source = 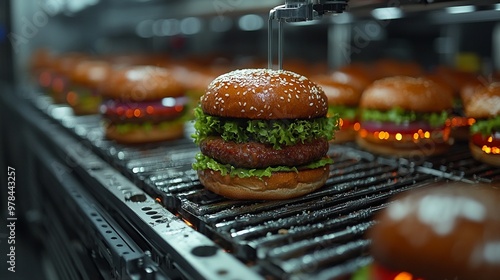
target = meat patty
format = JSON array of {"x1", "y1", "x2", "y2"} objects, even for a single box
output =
[{"x1": 200, "y1": 136, "x2": 329, "y2": 169}]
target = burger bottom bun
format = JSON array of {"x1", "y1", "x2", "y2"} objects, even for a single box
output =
[
  {"x1": 355, "y1": 134, "x2": 451, "y2": 158},
  {"x1": 105, "y1": 122, "x2": 184, "y2": 144},
  {"x1": 331, "y1": 128, "x2": 356, "y2": 144},
  {"x1": 197, "y1": 166, "x2": 330, "y2": 200},
  {"x1": 469, "y1": 142, "x2": 500, "y2": 167}
]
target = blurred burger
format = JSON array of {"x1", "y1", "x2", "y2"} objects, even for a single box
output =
[
  {"x1": 330, "y1": 63, "x2": 375, "y2": 93},
  {"x1": 29, "y1": 48, "x2": 54, "y2": 90},
  {"x1": 192, "y1": 68, "x2": 338, "y2": 200},
  {"x1": 100, "y1": 65, "x2": 187, "y2": 144},
  {"x1": 313, "y1": 75, "x2": 362, "y2": 143},
  {"x1": 50, "y1": 52, "x2": 87, "y2": 103},
  {"x1": 464, "y1": 82, "x2": 500, "y2": 166},
  {"x1": 431, "y1": 66, "x2": 482, "y2": 141},
  {"x1": 362, "y1": 182, "x2": 500, "y2": 280},
  {"x1": 67, "y1": 59, "x2": 113, "y2": 115},
  {"x1": 356, "y1": 76, "x2": 452, "y2": 157}
]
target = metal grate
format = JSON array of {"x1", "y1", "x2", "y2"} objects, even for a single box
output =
[{"x1": 31, "y1": 94, "x2": 499, "y2": 279}]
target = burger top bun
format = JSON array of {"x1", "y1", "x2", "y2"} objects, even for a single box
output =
[
  {"x1": 360, "y1": 76, "x2": 453, "y2": 112},
  {"x1": 464, "y1": 82, "x2": 500, "y2": 119},
  {"x1": 52, "y1": 52, "x2": 87, "y2": 77},
  {"x1": 101, "y1": 65, "x2": 185, "y2": 101},
  {"x1": 313, "y1": 76, "x2": 362, "y2": 107},
  {"x1": 368, "y1": 182, "x2": 500, "y2": 280},
  {"x1": 71, "y1": 60, "x2": 113, "y2": 89},
  {"x1": 330, "y1": 63, "x2": 374, "y2": 92},
  {"x1": 201, "y1": 68, "x2": 328, "y2": 120}
]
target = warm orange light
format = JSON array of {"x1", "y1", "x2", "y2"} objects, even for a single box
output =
[
  {"x1": 487, "y1": 136, "x2": 493, "y2": 143},
  {"x1": 360, "y1": 129, "x2": 368, "y2": 138},
  {"x1": 155, "y1": 197, "x2": 162, "y2": 203},
  {"x1": 338, "y1": 118, "x2": 344, "y2": 128},
  {"x1": 353, "y1": 122, "x2": 361, "y2": 131},
  {"x1": 395, "y1": 133, "x2": 402, "y2": 141},
  {"x1": 424, "y1": 131, "x2": 430, "y2": 139},
  {"x1": 468, "y1": 118, "x2": 476, "y2": 126},
  {"x1": 175, "y1": 104, "x2": 183, "y2": 112},
  {"x1": 66, "y1": 91, "x2": 78, "y2": 106},
  {"x1": 38, "y1": 71, "x2": 52, "y2": 87},
  {"x1": 182, "y1": 218, "x2": 194, "y2": 227},
  {"x1": 133, "y1": 109, "x2": 141, "y2": 117},
  {"x1": 146, "y1": 106, "x2": 154, "y2": 114},
  {"x1": 116, "y1": 107, "x2": 125, "y2": 115},
  {"x1": 413, "y1": 133, "x2": 419, "y2": 140},
  {"x1": 394, "y1": 272, "x2": 413, "y2": 280},
  {"x1": 126, "y1": 109, "x2": 134, "y2": 118},
  {"x1": 482, "y1": 145, "x2": 500, "y2": 154}
]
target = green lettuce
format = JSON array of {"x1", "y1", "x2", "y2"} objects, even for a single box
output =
[
  {"x1": 191, "y1": 106, "x2": 338, "y2": 149},
  {"x1": 361, "y1": 107, "x2": 449, "y2": 127},
  {"x1": 192, "y1": 153, "x2": 333, "y2": 178},
  {"x1": 328, "y1": 105, "x2": 358, "y2": 120},
  {"x1": 470, "y1": 116, "x2": 500, "y2": 136},
  {"x1": 113, "y1": 120, "x2": 182, "y2": 134}
]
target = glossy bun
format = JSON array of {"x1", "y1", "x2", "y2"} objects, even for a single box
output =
[
  {"x1": 101, "y1": 65, "x2": 185, "y2": 101},
  {"x1": 71, "y1": 60, "x2": 113, "y2": 89},
  {"x1": 360, "y1": 76, "x2": 453, "y2": 112},
  {"x1": 368, "y1": 183, "x2": 500, "y2": 280},
  {"x1": 200, "y1": 68, "x2": 328, "y2": 119},
  {"x1": 464, "y1": 82, "x2": 500, "y2": 119},
  {"x1": 197, "y1": 166, "x2": 329, "y2": 200}
]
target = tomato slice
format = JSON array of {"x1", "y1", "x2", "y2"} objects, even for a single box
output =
[
  {"x1": 361, "y1": 121, "x2": 442, "y2": 135},
  {"x1": 101, "y1": 97, "x2": 187, "y2": 120},
  {"x1": 471, "y1": 132, "x2": 500, "y2": 154}
]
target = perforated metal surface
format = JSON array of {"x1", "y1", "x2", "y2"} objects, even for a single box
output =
[{"x1": 30, "y1": 92, "x2": 499, "y2": 279}]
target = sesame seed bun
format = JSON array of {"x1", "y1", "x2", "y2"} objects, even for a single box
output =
[
  {"x1": 368, "y1": 183, "x2": 500, "y2": 280},
  {"x1": 200, "y1": 68, "x2": 328, "y2": 119},
  {"x1": 101, "y1": 65, "x2": 185, "y2": 101},
  {"x1": 360, "y1": 76, "x2": 453, "y2": 113},
  {"x1": 464, "y1": 82, "x2": 500, "y2": 119}
]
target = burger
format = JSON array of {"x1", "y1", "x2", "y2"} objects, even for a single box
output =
[
  {"x1": 313, "y1": 76, "x2": 362, "y2": 143},
  {"x1": 356, "y1": 76, "x2": 453, "y2": 157},
  {"x1": 67, "y1": 59, "x2": 113, "y2": 115},
  {"x1": 50, "y1": 52, "x2": 87, "y2": 103},
  {"x1": 358, "y1": 182, "x2": 500, "y2": 280},
  {"x1": 29, "y1": 48, "x2": 54, "y2": 90},
  {"x1": 191, "y1": 68, "x2": 338, "y2": 200},
  {"x1": 330, "y1": 63, "x2": 374, "y2": 93},
  {"x1": 464, "y1": 82, "x2": 500, "y2": 166},
  {"x1": 100, "y1": 65, "x2": 187, "y2": 144}
]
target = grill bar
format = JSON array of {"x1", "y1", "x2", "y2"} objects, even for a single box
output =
[{"x1": 28, "y1": 93, "x2": 500, "y2": 280}]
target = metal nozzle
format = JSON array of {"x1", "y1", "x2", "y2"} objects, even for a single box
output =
[{"x1": 268, "y1": 0, "x2": 349, "y2": 69}]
